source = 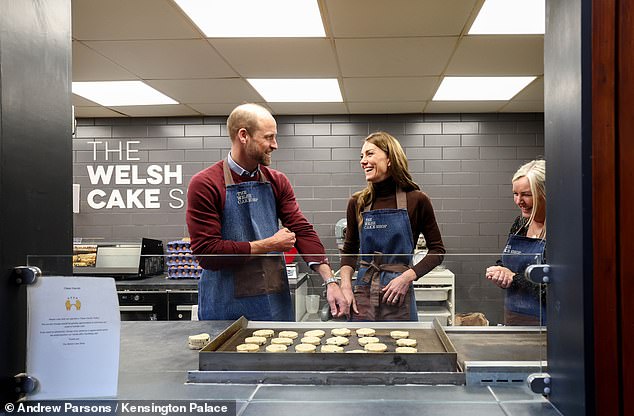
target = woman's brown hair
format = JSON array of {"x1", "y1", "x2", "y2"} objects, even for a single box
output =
[{"x1": 352, "y1": 132, "x2": 419, "y2": 225}]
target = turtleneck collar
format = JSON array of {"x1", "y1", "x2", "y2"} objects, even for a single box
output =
[{"x1": 373, "y1": 176, "x2": 397, "y2": 197}]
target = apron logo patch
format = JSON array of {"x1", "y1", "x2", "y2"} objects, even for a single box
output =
[
  {"x1": 236, "y1": 190, "x2": 258, "y2": 204},
  {"x1": 503, "y1": 244, "x2": 522, "y2": 255},
  {"x1": 363, "y1": 217, "x2": 388, "y2": 230}
]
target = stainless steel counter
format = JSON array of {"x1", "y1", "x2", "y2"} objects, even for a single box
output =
[{"x1": 118, "y1": 321, "x2": 560, "y2": 415}]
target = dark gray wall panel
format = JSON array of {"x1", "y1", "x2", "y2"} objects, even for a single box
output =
[
  {"x1": 0, "y1": 0, "x2": 73, "y2": 402},
  {"x1": 544, "y1": 0, "x2": 593, "y2": 414}
]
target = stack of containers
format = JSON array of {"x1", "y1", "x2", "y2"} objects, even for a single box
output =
[{"x1": 166, "y1": 239, "x2": 203, "y2": 279}]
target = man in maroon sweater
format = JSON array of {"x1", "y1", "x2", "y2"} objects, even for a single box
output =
[{"x1": 186, "y1": 103, "x2": 348, "y2": 321}]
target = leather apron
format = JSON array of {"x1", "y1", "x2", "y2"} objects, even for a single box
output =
[
  {"x1": 352, "y1": 190, "x2": 417, "y2": 321},
  {"x1": 502, "y1": 234, "x2": 546, "y2": 325},
  {"x1": 197, "y1": 162, "x2": 292, "y2": 321}
]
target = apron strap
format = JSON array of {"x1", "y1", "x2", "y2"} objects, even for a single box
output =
[
  {"x1": 222, "y1": 158, "x2": 267, "y2": 186},
  {"x1": 222, "y1": 160, "x2": 234, "y2": 186},
  {"x1": 362, "y1": 188, "x2": 407, "y2": 213},
  {"x1": 395, "y1": 189, "x2": 407, "y2": 210}
]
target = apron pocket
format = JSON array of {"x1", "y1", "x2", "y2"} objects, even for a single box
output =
[
  {"x1": 233, "y1": 256, "x2": 286, "y2": 298},
  {"x1": 352, "y1": 285, "x2": 374, "y2": 321},
  {"x1": 377, "y1": 286, "x2": 412, "y2": 321}
]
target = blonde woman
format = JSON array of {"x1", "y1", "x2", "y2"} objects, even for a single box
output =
[
  {"x1": 339, "y1": 132, "x2": 445, "y2": 321},
  {"x1": 486, "y1": 159, "x2": 547, "y2": 325}
]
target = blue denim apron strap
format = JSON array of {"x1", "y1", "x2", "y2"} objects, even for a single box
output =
[
  {"x1": 362, "y1": 188, "x2": 407, "y2": 213},
  {"x1": 197, "y1": 162, "x2": 292, "y2": 321},
  {"x1": 502, "y1": 233, "x2": 546, "y2": 324}
]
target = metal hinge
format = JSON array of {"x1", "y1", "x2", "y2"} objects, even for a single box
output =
[
  {"x1": 525, "y1": 264, "x2": 551, "y2": 285},
  {"x1": 10, "y1": 266, "x2": 41, "y2": 285},
  {"x1": 527, "y1": 372, "x2": 551, "y2": 395},
  {"x1": 13, "y1": 373, "x2": 38, "y2": 395}
]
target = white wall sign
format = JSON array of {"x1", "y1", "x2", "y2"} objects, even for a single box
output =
[{"x1": 85, "y1": 140, "x2": 185, "y2": 209}]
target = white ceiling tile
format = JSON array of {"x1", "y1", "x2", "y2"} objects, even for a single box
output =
[
  {"x1": 513, "y1": 77, "x2": 544, "y2": 101},
  {"x1": 343, "y1": 77, "x2": 439, "y2": 102},
  {"x1": 210, "y1": 39, "x2": 339, "y2": 77},
  {"x1": 325, "y1": 0, "x2": 478, "y2": 37},
  {"x1": 73, "y1": 42, "x2": 137, "y2": 81},
  {"x1": 267, "y1": 102, "x2": 348, "y2": 115},
  {"x1": 336, "y1": 38, "x2": 458, "y2": 77},
  {"x1": 425, "y1": 101, "x2": 506, "y2": 113},
  {"x1": 74, "y1": 106, "x2": 127, "y2": 118},
  {"x1": 109, "y1": 104, "x2": 202, "y2": 117},
  {"x1": 502, "y1": 100, "x2": 544, "y2": 112},
  {"x1": 189, "y1": 103, "x2": 270, "y2": 116},
  {"x1": 72, "y1": 0, "x2": 199, "y2": 40},
  {"x1": 348, "y1": 102, "x2": 425, "y2": 114},
  {"x1": 84, "y1": 40, "x2": 238, "y2": 79},
  {"x1": 446, "y1": 36, "x2": 544, "y2": 75},
  {"x1": 72, "y1": 93, "x2": 98, "y2": 106},
  {"x1": 146, "y1": 79, "x2": 261, "y2": 104}
]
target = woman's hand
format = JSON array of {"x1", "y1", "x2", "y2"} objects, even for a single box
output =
[
  {"x1": 381, "y1": 270, "x2": 416, "y2": 306},
  {"x1": 486, "y1": 266, "x2": 515, "y2": 289}
]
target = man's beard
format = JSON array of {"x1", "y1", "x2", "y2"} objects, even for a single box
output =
[{"x1": 247, "y1": 142, "x2": 272, "y2": 166}]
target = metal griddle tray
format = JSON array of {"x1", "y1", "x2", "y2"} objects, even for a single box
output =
[{"x1": 198, "y1": 317, "x2": 459, "y2": 373}]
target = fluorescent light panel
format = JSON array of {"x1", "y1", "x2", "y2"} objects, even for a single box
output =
[
  {"x1": 469, "y1": 0, "x2": 545, "y2": 35},
  {"x1": 72, "y1": 81, "x2": 178, "y2": 106},
  {"x1": 248, "y1": 79, "x2": 342, "y2": 102},
  {"x1": 174, "y1": 0, "x2": 325, "y2": 37},
  {"x1": 433, "y1": 77, "x2": 537, "y2": 101}
]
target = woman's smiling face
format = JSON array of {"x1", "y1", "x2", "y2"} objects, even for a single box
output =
[
  {"x1": 512, "y1": 176, "x2": 534, "y2": 218},
  {"x1": 360, "y1": 141, "x2": 391, "y2": 183}
]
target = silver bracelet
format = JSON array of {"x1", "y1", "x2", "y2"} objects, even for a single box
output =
[{"x1": 323, "y1": 277, "x2": 338, "y2": 286}]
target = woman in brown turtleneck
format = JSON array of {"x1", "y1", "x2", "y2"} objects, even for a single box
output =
[{"x1": 339, "y1": 132, "x2": 445, "y2": 321}]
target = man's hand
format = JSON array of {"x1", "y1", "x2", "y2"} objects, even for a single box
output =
[
  {"x1": 339, "y1": 284, "x2": 358, "y2": 315},
  {"x1": 326, "y1": 283, "x2": 351, "y2": 319},
  {"x1": 313, "y1": 263, "x2": 350, "y2": 318},
  {"x1": 250, "y1": 227, "x2": 296, "y2": 253}
]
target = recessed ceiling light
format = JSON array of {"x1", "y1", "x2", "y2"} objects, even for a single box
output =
[
  {"x1": 72, "y1": 81, "x2": 178, "y2": 106},
  {"x1": 173, "y1": 0, "x2": 325, "y2": 37},
  {"x1": 247, "y1": 79, "x2": 343, "y2": 102},
  {"x1": 469, "y1": 0, "x2": 545, "y2": 35},
  {"x1": 432, "y1": 77, "x2": 537, "y2": 101}
]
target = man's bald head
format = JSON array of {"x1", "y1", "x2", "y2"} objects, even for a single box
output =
[{"x1": 227, "y1": 103, "x2": 274, "y2": 142}]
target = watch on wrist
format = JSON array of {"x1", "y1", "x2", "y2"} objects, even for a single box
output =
[{"x1": 323, "y1": 277, "x2": 338, "y2": 286}]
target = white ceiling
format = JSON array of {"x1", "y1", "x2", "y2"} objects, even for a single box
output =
[{"x1": 71, "y1": 0, "x2": 544, "y2": 117}]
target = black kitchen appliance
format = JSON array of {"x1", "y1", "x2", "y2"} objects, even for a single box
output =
[{"x1": 73, "y1": 237, "x2": 164, "y2": 280}]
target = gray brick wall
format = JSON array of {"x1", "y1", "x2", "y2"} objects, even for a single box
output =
[{"x1": 74, "y1": 112, "x2": 545, "y2": 324}]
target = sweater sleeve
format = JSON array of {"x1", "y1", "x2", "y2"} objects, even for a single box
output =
[{"x1": 410, "y1": 192, "x2": 445, "y2": 278}]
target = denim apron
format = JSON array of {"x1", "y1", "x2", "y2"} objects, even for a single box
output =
[
  {"x1": 197, "y1": 162, "x2": 292, "y2": 321},
  {"x1": 352, "y1": 190, "x2": 417, "y2": 321},
  {"x1": 502, "y1": 234, "x2": 546, "y2": 325}
]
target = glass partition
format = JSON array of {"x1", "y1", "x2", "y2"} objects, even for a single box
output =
[{"x1": 27, "y1": 250, "x2": 547, "y2": 372}]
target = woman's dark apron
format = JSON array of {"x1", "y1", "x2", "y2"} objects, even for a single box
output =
[
  {"x1": 197, "y1": 162, "x2": 292, "y2": 321},
  {"x1": 502, "y1": 234, "x2": 547, "y2": 325},
  {"x1": 352, "y1": 190, "x2": 417, "y2": 321}
]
